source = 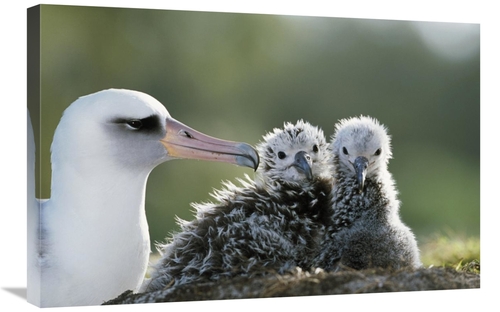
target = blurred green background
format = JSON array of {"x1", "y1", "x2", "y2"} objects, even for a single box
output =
[{"x1": 32, "y1": 5, "x2": 479, "y2": 252}]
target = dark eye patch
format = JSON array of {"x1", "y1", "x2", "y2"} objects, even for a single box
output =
[
  {"x1": 112, "y1": 115, "x2": 162, "y2": 134},
  {"x1": 278, "y1": 151, "x2": 287, "y2": 159},
  {"x1": 313, "y1": 144, "x2": 319, "y2": 153},
  {"x1": 342, "y1": 147, "x2": 348, "y2": 155}
]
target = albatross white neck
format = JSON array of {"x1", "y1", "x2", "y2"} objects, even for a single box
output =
[{"x1": 40, "y1": 156, "x2": 153, "y2": 307}]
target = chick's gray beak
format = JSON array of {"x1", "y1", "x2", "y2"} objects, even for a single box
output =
[
  {"x1": 354, "y1": 156, "x2": 369, "y2": 194},
  {"x1": 292, "y1": 151, "x2": 313, "y2": 181}
]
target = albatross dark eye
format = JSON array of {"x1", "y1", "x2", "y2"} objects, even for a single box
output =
[
  {"x1": 127, "y1": 120, "x2": 143, "y2": 130},
  {"x1": 312, "y1": 145, "x2": 319, "y2": 153},
  {"x1": 374, "y1": 148, "x2": 382, "y2": 156},
  {"x1": 342, "y1": 147, "x2": 348, "y2": 155},
  {"x1": 278, "y1": 151, "x2": 287, "y2": 159}
]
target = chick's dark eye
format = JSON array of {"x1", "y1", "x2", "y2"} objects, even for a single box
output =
[
  {"x1": 312, "y1": 145, "x2": 319, "y2": 153},
  {"x1": 127, "y1": 120, "x2": 143, "y2": 129},
  {"x1": 342, "y1": 147, "x2": 348, "y2": 155},
  {"x1": 374, "y1": 148, "x2": 382, "y2": 156},
  {"x1": 278, "y1": 151, "x2": 287, "y2": 159}
]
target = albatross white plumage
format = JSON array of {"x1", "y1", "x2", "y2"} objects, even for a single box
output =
[{"x1": 27, "y1": 89, "x2": 259, "y2": 307}]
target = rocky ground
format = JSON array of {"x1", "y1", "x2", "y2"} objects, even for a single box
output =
[{"x1": 103, "y1": 265, "x2": 480, "y2": 305}]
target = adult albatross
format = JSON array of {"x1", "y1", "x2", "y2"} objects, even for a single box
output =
[{"x1": 27, "y1": 89, "x2": 259, "y2": 307}]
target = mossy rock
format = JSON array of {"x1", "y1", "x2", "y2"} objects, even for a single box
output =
[{"x1": 104, "y1": 266, "x2": 479, "y2": 305}]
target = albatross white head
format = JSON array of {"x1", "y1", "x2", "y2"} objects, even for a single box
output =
[
  {"x1": 50, "y1": 89, "x2": 258, "y2": 177},
  {"x1": 331, "y1": 115, "x2": 392, "y2": 194},
  {"x1": 32, "y1": 89, "x2": 258, "y2": 307}
]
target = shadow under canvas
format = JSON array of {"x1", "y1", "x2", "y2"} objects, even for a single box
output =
[{"x1": 2, "y1": 287, "x2": 27, "y2": 300}]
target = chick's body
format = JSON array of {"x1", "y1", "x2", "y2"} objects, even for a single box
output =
[
  {"x1": 144, "y1": 120, "x2": 333, "y2": 291},
  {"x1": 314, "y1": 116, "x2": 421, "y2": 271}
]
